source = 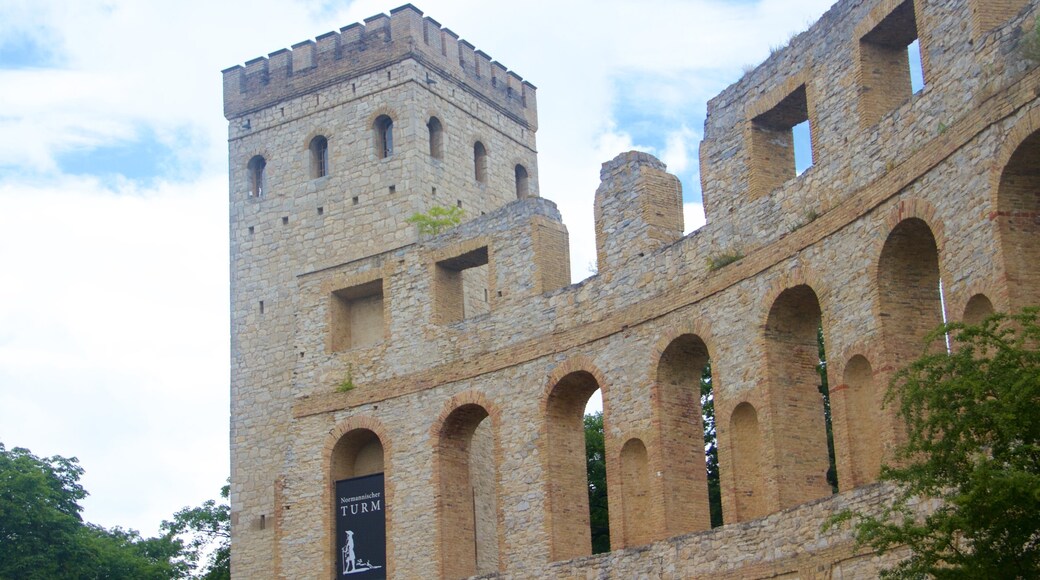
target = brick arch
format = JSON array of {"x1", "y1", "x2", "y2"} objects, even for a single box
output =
[
  {"x1": 874, "y1": 206, "x2": 946, "y2": 362},
  {"x1": 727, "y1": 400, "x2": 769, "y2": 522},
  {"x1": 991, "y1": 109, "x2": 1040, "y2": 309},
  {"x1": 321, "y1": 415, "x2": 394, "y2": 580},
  {"x1": 828, "y1": 348, "x2": 886, "y2": 491},
  {"x1": 542, "y1": 355, "x2": 609, "y2": 405},
  {"x1": 876, "y1": 198, "x2": 946, "y2": 257},
  {"x1": 948, "y1": 283, "x2": 1001, "y2": 324},
  {"x1": 762, "y1": 280, "x2": 835, "y2": 507},
  {"x1": 758, "y1": 265, "x2": 831, "y2": 330},
  {"x1": 617, "y1": 437, "x2": 653, "y2": 548},
  {"x1": 301, "y1": 127, "x2": 332, "y2": 151},
  {"x1": 646, "y1": 322, "x2": 716, "y2": 537},
  {"x1": 365, "y1": 105, "x2": 400, "y2": 129},
  {"x1": 430, "y1": 391, "x2": 503, "y2": 577},
  {"x1": 541, "y1": 355, "x2": 610, "y2": 561},
  {"x1": 990, "y1": 104, "x2": 1040, "y2": 199}
]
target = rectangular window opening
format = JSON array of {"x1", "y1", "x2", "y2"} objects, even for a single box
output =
[
  {"x1": 352, "y1": 196, "x2": 359, "y2": 206},
  {"x1": 282, "y1": 216, "x2": 289, "y2": 225},
  {"x1": 908, "y1": 38, "x2": 924, "y2": 94},
  {"x1": 435, "y1": 246, "x2": 491, "y2": 324},
  {"x1": 317, "y1": 206, "x2": 324, "y2": 216},
  {"x1": 793, "y1": 120, "x2": 813, "y2": 176},
  {"x1": 329, "y1": 279, "x2": 385, "y2": 352},
  {"x1": 858, "y1": 0, "x2": 922, "y2": 126},
  {"x1": 748, "y1": 84, "x2": 812, "y2": 198}
]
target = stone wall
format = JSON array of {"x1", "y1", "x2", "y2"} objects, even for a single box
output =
[{"x1": 226, "y1": 0, "x2": 1040, "y2": 577}]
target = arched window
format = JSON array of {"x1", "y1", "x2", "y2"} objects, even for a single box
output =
[
  {"x1": 619, "y1": 438, "x2": 652, "y2": 547},
  {"x1": 473, "y1": 141, "x2": 487, "y2": 184},
  {"x1": 309, "y1": 136, "x2": 329, "y2": 178},
  {"x1": 764, "y1": 284, "x2": 836, "y2": 507},
  {"x1": 515, "y1": 164, "x2": 529, "y2": 199},
  {"x1": 963, "y1": 294, "x2": 995, "y2": 325},
  {"x1": 730, "y1": 403, "x2": 766, "y2": 521},
  {"x1": 436, "y1": 403, "x2": 500, "y2": 577},
  {"x1": 330, "y1": 428, "x2": 386, "y2": 578},
  {"x1": 374, "y1": 115, "x2": 394, "y2": 159},
  {"x1": 545, "y1": 371, "x2": 606, "y2": 560},
  {"x1": 655, "y1": 334, "x2": 717, "y2": 531},
  {"x1": 840, "y1": 355, "x2": 882, "y2": 488},
  {"x1": 247, "y1": 155, "x2": 266, "y2": 197},
  {"x1": 997, "y1": 130, "x2": 1040, "y2": 308},
  {"x1": 427, "y1": 117, "x2": 443, "y2": 160}
]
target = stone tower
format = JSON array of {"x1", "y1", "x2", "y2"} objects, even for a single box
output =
[
  {"x1": 222, "y1": 5, "x2": 540, "y2": 576},
  {"x1": 224, "y1": 0, "x2": 1039, "y2": 577}
]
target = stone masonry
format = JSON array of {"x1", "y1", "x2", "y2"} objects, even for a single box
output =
[{"x1": 224, "y1": 0, "x2": 1040, "y2": 577}]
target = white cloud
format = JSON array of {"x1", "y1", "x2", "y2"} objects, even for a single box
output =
[
  {"x1": 684, "y1": 202, "x2": 707, "y2": 234},
  {"x1": 662, "y1": 125, "x2": 699, "y2": 175},
  {"x1": 0, "y1": 0, "x2": 835, "y2": 535}
]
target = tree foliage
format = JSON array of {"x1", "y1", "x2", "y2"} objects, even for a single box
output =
[
  {"x1": 0, "y1": 442, "x2": 184, "y2": 580},
  {"x1": 830, "y1": 309, "x2": 1040, "y2": 578},
  {"x1": 161, "y1": 481, "x2": 231, "y2": 580},
  {"x1": 584, "y1": 411, "x2": 610, "y2": 554},
  {"x1": 406, "y1": 205, "x2": 464, "y2": 236},
  {"x1": 701, "y1": 360, "x2": 723, "y2": 528}
]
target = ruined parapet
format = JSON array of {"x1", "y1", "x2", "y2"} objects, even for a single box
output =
[
  {"x1": 221, "y1": 4, "x2": 537, "y2": 129},
  {"x1": 594, "y1": 151, "x2": 683, "y2": 274}
]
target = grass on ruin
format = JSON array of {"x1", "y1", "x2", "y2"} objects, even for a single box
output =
[{"x1": 707, "y1": 250, "x2": 745, "y2": 271}]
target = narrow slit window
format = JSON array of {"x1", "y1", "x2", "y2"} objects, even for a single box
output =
[
  {"x1": 474, "y1": 141, "x2": 488, "y2": 184},
  {"x1": 309, "y1": 135, "x2": 329, "y2": 178},
  {"x1": 247, "y1": 155, "x2": 266, "y2": 197},
  {"x1": 428, "y1": 117, "x2": 444, "y2": 159},
  {"x1": 374, "y1": 115, "x2": 394, "y2": 159},
  {"x1": 515, "y1": 164, "x2": 529, "y2": 198}
]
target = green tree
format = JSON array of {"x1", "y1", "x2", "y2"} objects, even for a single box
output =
[
  {"x1": 161, "y1": 481, "x2": 231, "y2": 580},
  {"x1": 0, "y1": 442, "x2": 184, "y2": 580},
  {"x1": 701, "y1": 360, "x2": 723, "y2": 528},
  {"x1": 818, "y1": 324, "x2": 839, "y2": 493},
  {"x1": 406, "y1": 205, "x2": 464, "y2": 236},
  {"x1": 584, "y1": 411, "x2": 610, "y2": 554},
  {"x1": 829, "y1": 309, "x2": 1040, "y2": 578}
]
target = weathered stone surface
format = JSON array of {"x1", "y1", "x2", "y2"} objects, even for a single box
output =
[{"x1": 226, "y1": 0, "x2": 1040, "y2": 577}]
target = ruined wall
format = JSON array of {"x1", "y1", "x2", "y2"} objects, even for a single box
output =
[{"x1": 227, "y1": 0, "x2": 1040, "y2": 578}]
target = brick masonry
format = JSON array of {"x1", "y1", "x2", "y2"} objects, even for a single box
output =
[{"x1": 224, "y1": 0, "x2": 1040, "y2": 577}]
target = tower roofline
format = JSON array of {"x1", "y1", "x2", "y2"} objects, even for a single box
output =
[{"x1": 221, "y1": 3, "x2": 537, "y2": 127}]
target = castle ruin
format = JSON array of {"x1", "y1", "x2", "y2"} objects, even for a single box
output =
[{"x1": 223, "y1": 0, "x2": 1040, "y2": 576}]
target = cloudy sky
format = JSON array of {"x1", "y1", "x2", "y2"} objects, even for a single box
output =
[{"x1": 0, "y1": 0, "x2": 834, "y2": 536}]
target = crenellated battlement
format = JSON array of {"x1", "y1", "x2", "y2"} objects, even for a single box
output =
[{"x1": 221, "y1": 4, "x2": 537, "y2": 127}]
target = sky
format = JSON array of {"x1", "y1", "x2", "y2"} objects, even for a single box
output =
[{"x1": 0, "y1": 0, "x2": 835, "y2": 536}]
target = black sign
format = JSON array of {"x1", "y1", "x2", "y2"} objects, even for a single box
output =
[{"x1": 335, "y1": 473, "x2": 386, "y2": 579}]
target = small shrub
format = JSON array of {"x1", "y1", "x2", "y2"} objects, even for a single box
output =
[
  {"x1": 707, "y1": 250, "x2": 744, "y2": 271},
  {"x1": 336, "y1": 365, "x2": 356, "y2": 393},
  {"x1": 406, "y1": 205, "x2": 464, "y2": 236},
  {"x1": 1021, "y1": 18, "x2": 1040, "y2": 63}
]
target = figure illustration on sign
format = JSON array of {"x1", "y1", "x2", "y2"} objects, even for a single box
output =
[
  {"x1": 342, "y1": 530, "x2": 356, "y2": 573},
  {"x1": 342, "y1": 530, "x2": 383, "y2": 575}
]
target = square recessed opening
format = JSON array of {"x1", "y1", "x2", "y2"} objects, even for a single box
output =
[
  {"x1": 748, "y1": 84, "x2": 813, "y2": 198},
  {"x1": 858, "y1": 0, "x2": 924, "y2": 126},
  {"x1": 352, "y1": 196, "x2": 360, "y2": 206},
  {"x1": 435, "y1": 246, "x2": 490, "y2": 324},
  {"x1": 317, "y1": 206, "x2": 324, "y2": 216},
  {"x1": 329, "y1": 279, "x2": 385, "y2": 351}
]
